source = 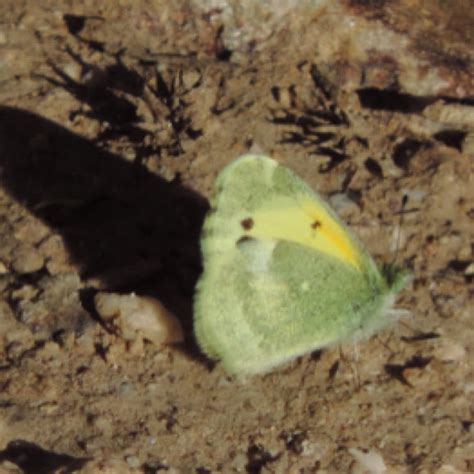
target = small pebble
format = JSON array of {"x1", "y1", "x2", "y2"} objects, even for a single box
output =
[
  {"x1": 182, "y1": 68, "x2": 201, "y2": 90},
  {"x1": 464, "y1": 262, "x2": 474, "y2": 277},
  {"x1": 328, "y1": 192, "x2": 359, "y2": 215},
  {"x1": 12, "y1": 245, "x2": 44, "y2": 274},
  {"x1": 349, "y1": 447, "x2": 387, "y2": 474},
  {"x1": 14, "y1": 217, "x2": 50, "y2": 245},
  {"x1": 126, "y1": 455, "x2": 140, "y2": 468},
  {"x1": 95, "y1": 292, "x2": 184, "y2": 346},
  {"x1": 462, "y1": 131, "x2": 474, "y2": 156},
  {"x1": 10, "y1": 284, "x2": 39, "y2": 301},
  {"x1": 434, "y1": 339, "x2": 466, "y2": 362},
  {"x1": 0, "y1": 260, "x2": 8, "y2": 274}
]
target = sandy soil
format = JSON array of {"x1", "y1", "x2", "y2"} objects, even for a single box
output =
[{"x1": 0, "y1": 2, "x2": 473, "y2": 473}]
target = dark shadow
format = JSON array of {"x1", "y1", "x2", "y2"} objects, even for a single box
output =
[
  {"x1": 0, "y1": 106, "x2": 208, "y2": 348},
  {"x1": 433, "y1": 129, "x2": 467, "y2": 151},
  {"x1": 280, "y1": 430, "x2": 308, "y2": 455},
  {"x1": 246, "y1": 443, "x2": 279, "y2": 474},
  {"x1": 0, "y1": 439, "x2": 90, "y2": 474},
  {"x1": 214, "y1": 25, "x2": 233, "y2": 62},
  {"x1": 447, "y1": 259, "x2": 474, "y2": 283},
  {"x1": 401, "y1": 332, "x2": 440, "y2": 343},
  {"x1": 63, "y1": 14, "x2": 104, "y2": 37},
  {"x1": 392, "y1": 138, "x2": 429, "y2": 169},
  {"x1": 384, "y1": 355, "x2": 431, "y2": 387},
  {"x1": 268, "y1": 63, "x2": 350, "y2": 173},
  {"x1": 357, "y1": 88, "x2": 435, "y2": 113},
  {"x1": 364, "y1": 157, "x2": 383, "y2": 178},
  {"x1": 328, "y1": 360, "x2": 340, "y2": 380},
  {"x1": 37, "y1": 46, "x2": 202, "y2": 162},
  {"x1": 268, "y1": 109, "x2": 348, "y2": 172},
  {"x1": 358, "y1": 88, "x2": 474, "y2": 113}
]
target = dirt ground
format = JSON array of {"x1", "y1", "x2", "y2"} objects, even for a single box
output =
[{"x1": 0, "y1": 2, "x2": 473, "y2": 473}]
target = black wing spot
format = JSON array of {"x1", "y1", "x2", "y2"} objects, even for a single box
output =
[
  {"x1": 241, "y1": 217, "x2": 254, "y2": 230},
  {"x1": 236, "y1": 235, "x2": 255, "y2": 248},
  {"x1": 311, "y1": 220, "x2": 322, "y2": 230}
]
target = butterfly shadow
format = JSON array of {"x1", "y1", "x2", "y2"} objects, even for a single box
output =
[{"x1": 0, "y1": 105, "x2": 208, "y2": 362}]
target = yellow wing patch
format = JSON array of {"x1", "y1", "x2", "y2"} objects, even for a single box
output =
[{"x1": 240, "y1": 195, "x2": 362, "y2": 270}]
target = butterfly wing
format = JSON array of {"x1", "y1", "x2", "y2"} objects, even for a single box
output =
[{"x1": 194, "y1": 155, "x2": 396, "y2": 375}]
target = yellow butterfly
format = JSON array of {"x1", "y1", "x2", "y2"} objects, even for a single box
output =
[{"x1": 194, "y1": 154, "x2": 409, "y2": 376}]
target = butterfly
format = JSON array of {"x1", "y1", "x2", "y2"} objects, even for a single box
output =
[{"x1": 194, "y1": 154, "x2": 409, "y2": 376}]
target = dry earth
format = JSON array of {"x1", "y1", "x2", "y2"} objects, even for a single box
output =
[{"x1": 0, "y1": 1, "x2": 473, "y2": 473}]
